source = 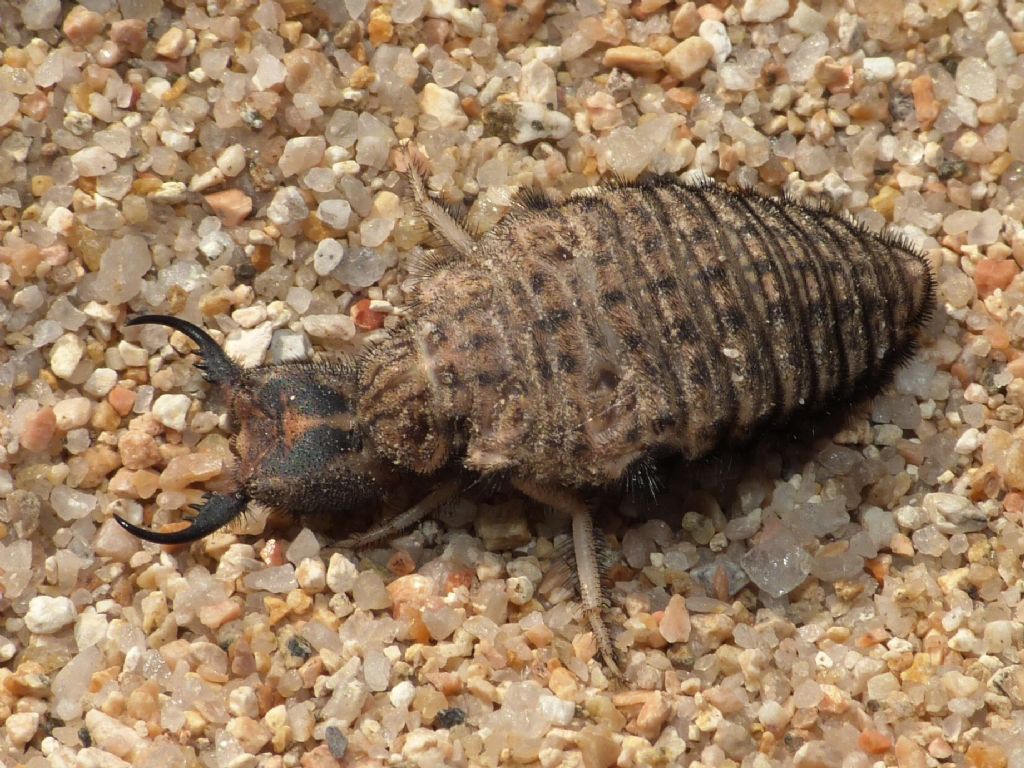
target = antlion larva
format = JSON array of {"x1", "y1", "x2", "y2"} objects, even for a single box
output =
[{"x1": 117, "y1": 158, "x2": 935, "y2": 674}]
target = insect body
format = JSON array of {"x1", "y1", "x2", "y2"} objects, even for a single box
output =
[{"x1": 118, "y1": 164, "x2": 934, "y2": 673}]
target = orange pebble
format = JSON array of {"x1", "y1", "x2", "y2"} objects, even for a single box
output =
[
  {"x1": 1005, "y1": 493, "x2": 1024, "y2": 515},
  {"x1": 965, "y1": 742, "x2": 1008, "y2": 768},
  {"x1": 443, "y1": 568, "x2": 474, "y2": 593},
  {"x1": 353, "y1": 298, "x2": 386, "y2": 331},
  {"x1": 858, "y1": 729, "x2": 893, "y2": 755},
  {"x1": 1006, "y1": 357, "x2": 1024, "y2": 378},
  {"x1": 974, "y1": 258, "x2": 1018, "y2": 297},
  {"x1": 108, "y1": 385, "x2": 136, "y2": 416},
  {"x1": 984, "y1": 323, "x2": 1010, "y2": 350}
]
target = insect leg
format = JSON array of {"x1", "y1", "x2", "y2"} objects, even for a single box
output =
[
  {"x1": 511, "y1": 480, "x2": 621, "y2": 676},
  {"x1": 400, "y1": 146, "x2": 476, "y2": 259},
  {"x1": 337, "y1": 478, "x2": 461, "y2": 548},
  {"x1": 115, "y1": 491, "x2": 249, "y2": 545}
]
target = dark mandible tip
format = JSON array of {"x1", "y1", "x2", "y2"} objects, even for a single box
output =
[
  {"x1": 114, "y1": 491, "x2": 249, "y2": 545},
  {"x1": 126, "y1": 314, "x2": 240, "y2": 384}
]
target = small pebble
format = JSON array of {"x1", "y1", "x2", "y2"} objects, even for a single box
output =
[
  {"x1": 24, "y1": 595, "x2": 76, "y2": 634},
  {"x1": 20, "y1": 407, "x2": 56, "y2": 453},
  {"x1": 740, "y1": 0, "x2": 789, "y2": 23},
  {"x1": 663, "y1": 38, "x2": 713, "y2": 81},
  {"x1": 659, "y1": 594, "x2": 691, "y2": 643},
  {"x1": 4, "y1": 712, "x2": 40, "y2": 748},
  {"x1": 71, "y1": 146, "x2": 117, "y2": 176},
  {"x1": 205, "y1": 189, "x2": 253, "y2": 227},
  {"x1": 279, "y1": 136, "x2": 327, "y2": 177},
  {"x1": 151, "y1": 394, "x2": 192, "y2": 432},
  {"x1": 420, "y1": 83, "x2": 467, "y2": 129},
  {"x1": 301, "y1": 314, "x2": 356, "y2": 341},
  {"x1": 50, "y1": 333, "x2": 85, "y2": 379},
  {"x1": 602, "y1": 46, "x2": 663, "y2": 74},
  {"x1": 62, "y1": 6, "x2": 105, "y2": 45},
  {"x1": 352, "y1": 571, "x2": 391, "y2": 610}
]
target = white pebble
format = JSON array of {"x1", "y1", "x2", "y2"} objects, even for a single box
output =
[
  {"x1": 923, "y1": 493, "x2": 989, "y2": 534},
  {"x1": 217, "y1": 144, "x2": 247, "y2": 177},
  {"x1": 117, "y1": 341, "x2": 149, "y2": 367},
  {"x1": 698, "y1": 20, "x2": 731, "y2": 67},
  {"x1": 296, "y1": 558, "x2": 326, "y2": 592},
  {"x1": 663, "y1": 37, "x2": 713, "y2": 81},
  {"x1": 243, "y1": 565, "x2": 299, "y2": 593},
  {"x1": 956, "y1": 57, "x2": 996, "y2": 103},
  {"x1": 954, "y1": 427, "x2": 981, "y2": 454},
  {"x1": 231, "y1": 305, "x2": 268, "y2": 329},
  {"x1": 149, "y1": 181, "x2": 188, "y2": 204},
  {"x1": 392, "y1": 0, "x2": 425, "y2": 23},
  {"x1": 51, "y1": 485, "x2": 97, "y2": 521},
  {"x1": 53, "y1": 397, "x2": 93, "y2": 431},
  {"x1": 25, "y1": 595, "x2": 76, "y2": 634},
  {"x1": 279, "y1": 136, "x2": 327, "y2": 177},
  {"x1": 538, "y1": 694, "x2": 575, "y2": 726},
  {"x1": 948, "y1": 627, "x2": 982, "y2": 654},
  {"x1": 189, "y1": 166, "x2": 225, "y2": 192},
  {"x1": 302, "y1": 314, "x2": 356, "y2": 341},
  {"x1": 352, "y1": 570, "x2": 391, "y2": 610},
  {"x1": 4, "y1": 712, "x2": 39, "y2": 748},
  {"x1": 50, "y1": 333, "x2": 86, "y2": 380},
  {"x1": 519, "y1": 59, "x2": 557, "y2": 106},
  {"x1": 986, "y1": 31, "x2": 1017, "y2": 68},
  {"x1": 267, "y1": 186, "x2": 309, "y2": 226},
  {"x1": 506, "y1": 575, "x2": 535, "y2": 606},
  {"x1": 327, "y1": 552, "x2": 359, "y2": 594},
  {"x1": 420, "y1": 83, "x2": 467, "y2": 129},
  {"x1": 389, "y1": 680, "x2": 416, "y2": 709},
  {"x1": 84, "y1": 368, "x2": 118, "y2": 397},
  {"x1": 152, "y1": 393, "x2": 192, "y2": 432},
  {"x1": 862, "y1": 57, "x2": 896, "y2": 82},
  {"x1": 13, "y1": 284, "x2": 44, "y2": 311},
  {"x1": 252, "y1": 52, "x2": 287, "y2": 90},
  {"x1": 740, "y1": 0, "x2": 788, "y2": 23},
  {"x1": 0, "y1": 635, "x2": 15, "y2": 662},
  {"x1": 360, "y1": 217, "x2": 395, "y2": 248},
  {"x1": 491, "y1": 102, "x2": 571, "y2": 144},
  {"x1": 788, "y1": 2, "x2": 826, "y2": 33},
  {"x1": 866, "y1": 672, "x2": 899, "y2": 700},
  {"x1": 229, "y1": 686, "x2": 260, "y2": 718},
  {"x1": 318, "y1": 199, "x2": 352, "y2": 230},
  {"x1": 21, "y1": 0, "x2": 60, "y2": 30},
  {"x1": 85, "y1": 709, "x2": 145, "y2": 758},
  {"x1": 75, "y1": 609, "x2": 109, "y2": 650},
  {"x1": 758, "y1": 701, "x2": 788, "y2": 730},
  {"x1": 224, "y1": 323, "x2": 273, "y2": 368},
  {"x1": 334, "y1": 246, "x2": 392, "y2": 289},
  {"x1": 269, "y1": 329, "x2": 311, "y2": 363},
  {"x1": 363, "y1": 649, "x2": 391, "y2": 691}
]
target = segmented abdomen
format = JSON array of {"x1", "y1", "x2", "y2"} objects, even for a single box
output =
[{"x1": 367, "y1": 177, "x2": 934, "y2": 487}]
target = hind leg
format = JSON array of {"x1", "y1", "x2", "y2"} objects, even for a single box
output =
[{"x1": 512, "y1": 480, "x2": 621, "y2": 676}]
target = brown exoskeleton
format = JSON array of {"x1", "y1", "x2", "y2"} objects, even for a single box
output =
[{"x1": 119, "y1": 152, "x2": 934, "y2": 674}]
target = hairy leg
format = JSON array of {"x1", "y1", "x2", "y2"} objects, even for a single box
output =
[
  {"x1": 336, "y1": 479, "x2": 461, "y2": 548},
  {"x1": 512, "y1": 480, "x2": 621, "y2": 676}
]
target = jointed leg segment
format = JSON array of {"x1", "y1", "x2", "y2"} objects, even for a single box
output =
[
  {"x1": 337, "y1": 479, "x2": 461, "y2": 549},
  {"x1": 512, "y1": 480, "x2": 621, "y2": 675}
]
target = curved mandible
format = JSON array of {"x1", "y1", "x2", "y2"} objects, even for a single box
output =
[
  {"x1": 127, "y1": 314, "x2": 240, "y2": 384},
  {"x1": 115, "y1": 492, "x2": 249, "y2": 544}
]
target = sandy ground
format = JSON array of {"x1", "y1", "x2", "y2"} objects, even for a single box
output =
[{"x1": 2, "y1": 0, "x2": 1024, "y2": 766}]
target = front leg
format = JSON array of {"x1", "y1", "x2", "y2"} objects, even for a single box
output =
[
  {"x1": 512, "y1": 480, "x2": 621, "y2": 676},
  {"x1": 336, "y1": 478, "x2": 461, "y2": 548}
]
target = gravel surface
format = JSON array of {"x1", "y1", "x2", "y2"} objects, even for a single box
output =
[{"x1": 2, "y1": 0, "x2": 1024, "y2": 766}]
